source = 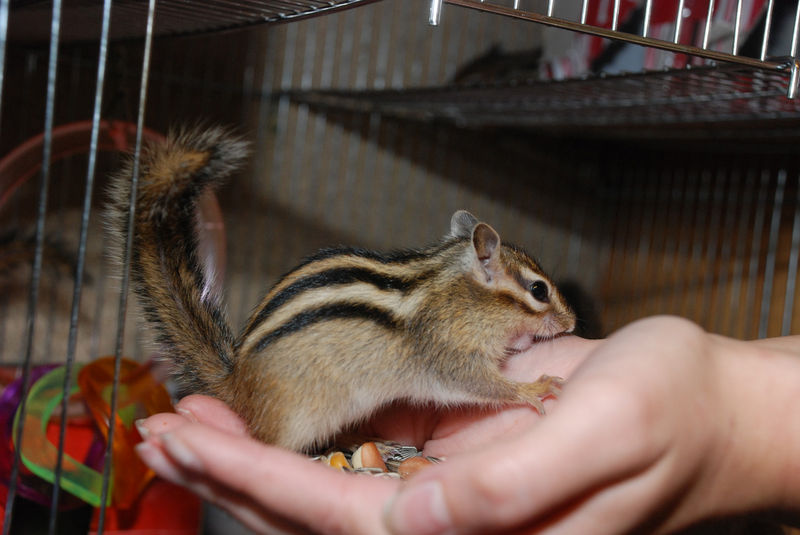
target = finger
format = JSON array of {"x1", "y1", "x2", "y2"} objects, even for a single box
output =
[
  {"x1": 150, "y1": 423, "x2": 399, "y2": 535},
  {"x1": 136, "y1": 439, "x2": 303, "y2": 535},
  {"x1": 136, "y1": 412, "x2": 191, "y2": 439},
  {"x1": 422, "y1": 404, "x2": 543, "y2": 458},
  {"x1": 175, "y1": 394, "x2": 249, "y2": 436},
  {"x1": 502, "y1": 335, "x2": 596, "y2": 383},
  {"x1": 136, "y1": 394, "x2": 249, "y2": 439},
  {"x1": 539, "y1": 424, "x2": 731, "y2": 535},
  {"x1": 536, "y1": 455, "x2": 678, "y2": 535}
]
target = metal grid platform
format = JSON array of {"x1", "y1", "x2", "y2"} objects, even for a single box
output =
[
  {"x1": 289, "y1": 64, "x2": 800, "y2": 131},
  {"x1": 433, "y1": 0, "x2": 800, "y2": 97},
  {"x1": 8, "y1": 0, "x2": 382, "y2": 42},
  {"x1": 285, "y1": 0, "x2": 800, "y2": 128}
]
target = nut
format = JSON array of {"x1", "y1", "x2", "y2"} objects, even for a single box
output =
[
  {"x1": 397, "y1": 456, "x2": 433, "y2": 479},
  {"x1": 352, "y1": 442, "x2": 387, "y2": 472},
  {"x1": 327, "y1": 451, "x2": 351, "y2": 470}
]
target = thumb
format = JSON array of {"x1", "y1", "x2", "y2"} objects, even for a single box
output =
[
  {"x1": 384, "y1": 476, "x2": 453, "y2": 535},
  {"x1": 382, "y1": 383, "x2": 657, "y2": 535}
]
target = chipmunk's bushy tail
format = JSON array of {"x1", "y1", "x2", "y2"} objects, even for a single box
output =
[{"x1": 106, "y1": 127, "x2": 249, "y2": 397}]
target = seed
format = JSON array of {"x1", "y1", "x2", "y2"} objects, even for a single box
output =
[
  {"x1": 351, "y1": 442, "x2": 387, "y2": 472},
  {"x1": 327, "y1": 451, "x2": 351, "y2": 470},
  {"x1": 311, "y1": 440, "x2": 442, "y2": 478},
  {"x1": 397, "y1": 456, "x2": 433, "y2": 479}
]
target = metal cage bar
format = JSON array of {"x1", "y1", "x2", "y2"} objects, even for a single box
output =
[
  {"x1": 97, "y1": 0, "x2": 157, "y2": 532},
  {"x1": 47, "y1": 0, "x2": 113, "y2": 529},
  {"x1": 759, "y1": 169, "x2": 787, "y2": 339},
  {"x1": 2, "y1": 0, "x2": 62, "y2": 531},
  {"x1": 0, "y1": 0, "x2": 8, "y2": 125},
  {"x1": 784, "y1": 177, "x2": 800, "y2": 336}
]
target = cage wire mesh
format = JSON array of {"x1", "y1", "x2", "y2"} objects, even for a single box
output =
[{"x1": 0, "y1": 0, "x2": 799, "y2": 533}]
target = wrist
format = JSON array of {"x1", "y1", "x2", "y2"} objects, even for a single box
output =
[{"x1": 709, "y1": 335, "x2": 800, "y2": 518}]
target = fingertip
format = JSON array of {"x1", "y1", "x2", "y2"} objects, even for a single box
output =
[
  {"x1": 135, "y1": 439, "x2": 188, "y2": 486},
  {"x1": 175, "y1": 406, "x2": 198, "y2": 422},
  {"x1": 161, "y1": 431, "x2": 206, "y2": 472},
  {"x1": 138, "y1": 412, "x2": 191, "y2": 437},
  {"x1": 175, "y1": 395, "x2": 249, "y2": 435},
  {"x1": 134, "y1": 418, "x2": 151, "y2": 439}
]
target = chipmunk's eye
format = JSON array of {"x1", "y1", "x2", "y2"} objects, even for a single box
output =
[{"x1": 530, "y1": 280, "x2": 550, "y2": 303}]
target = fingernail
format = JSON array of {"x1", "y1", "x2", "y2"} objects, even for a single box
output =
[
  {"x1": 134, "y1": 419, "x2": 150, "y2": 439},
  {"x1": 175, "y1": 407, "x2": 198, "y2": 422},
  {"x1": 384, "y1": 480, "x2": 452, "y2": 535},
  {"x1": 135, "y1": 440, "x2": 188, "y2": 485},
  {"x1": 161, "y1": 432, "x2": 204, "y2": 472}
]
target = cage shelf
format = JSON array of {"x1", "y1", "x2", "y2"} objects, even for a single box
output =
[
  {"x1": 8, "y1": 0, "x2": 382, "y2": 42},
  {"x1": 289, "y1": 63, "x2": 800, "y2": 132},
  {"x1": 279, "y1": 0, "x2": 800, "y2": 127},
  {"x1": 434, "y1": 0, "x2": 800, "y2": 98}
]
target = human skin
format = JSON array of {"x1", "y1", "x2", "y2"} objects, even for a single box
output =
[{"x1": 135, "y1": 316, "x2": 800, "y2": 534}]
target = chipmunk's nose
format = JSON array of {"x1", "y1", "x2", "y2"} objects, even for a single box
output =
[
  {"x1": 563, "y1": 313, "x2": 576, "y2": 333},
  {"x1": 544, "y1": 311, "x2": 575, "y2": 335}
]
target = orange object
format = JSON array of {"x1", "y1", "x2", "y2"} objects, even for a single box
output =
[
  {"x1": 327, "y1": 451, "x2": 351, "y2": 470},
  {"x1": 397, "y1": 456, "x2": 433, "y2": 479},
  {"x1": 352, "y1": 442, "x2": 387, "y2": 472},
  {"x1": 77, "y1": 357, "x2": 174, "y2": 508}
]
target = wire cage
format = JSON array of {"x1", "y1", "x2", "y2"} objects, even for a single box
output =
[{"x1": 0, "y1": 0, "x2": 799, "y2": 533}]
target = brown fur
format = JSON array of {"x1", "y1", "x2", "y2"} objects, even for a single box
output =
[{"x1": 107, "y1": 126, "x2": 576, "y2": 453}]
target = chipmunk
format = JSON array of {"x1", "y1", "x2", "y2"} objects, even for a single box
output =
[{"x1": 106, "y1": 127, "x2": 576, "y2": 453}]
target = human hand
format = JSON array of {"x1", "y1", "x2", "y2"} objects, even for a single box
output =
[
  {"x1": 136, "y1": 316, "x2": 800, "y2": 534},
  {"x1": 383, "y1": 316, "x2": 800, "y2": 535}
]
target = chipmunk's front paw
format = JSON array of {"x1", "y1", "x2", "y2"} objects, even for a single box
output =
[
  {"x1": 520, "y1": 374, "x2": 565, "y2": 414},
  {"x1": 538, "y1": 374, "x2": 564, "y2": 395}
]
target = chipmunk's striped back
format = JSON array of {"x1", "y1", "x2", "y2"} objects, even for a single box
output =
[{"x1": 237, "y1": 242, "x2": 464, "y2": 357}]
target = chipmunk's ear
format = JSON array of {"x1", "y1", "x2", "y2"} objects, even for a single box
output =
[
  {"x1": 449, "y1": 210, "x2": 480, "y2": 239},
  {"x1": 472, "y1": 222, "x2": 500, "y2": 265},
  {"x1": 451, "y1": 211, "x2": 503, "y2": 277}
]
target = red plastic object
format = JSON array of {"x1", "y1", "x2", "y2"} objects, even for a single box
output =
[
  {"x1": 89, "y1": 478, "x2": 202, "y2": 535},
  {"x1": 0, "y1": 120, "x2": 164, "y2": 210},
  {"x1": 0, "y1": 120, "x2": 227, "y2": 296}
]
